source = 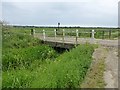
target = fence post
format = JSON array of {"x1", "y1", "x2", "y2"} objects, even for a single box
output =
[
  {"x1": 31, "y1": 29, "x2": 35, "y2": 36},
  {"x1": 62, "y1": 29, "x2": 65, "y2": 45},
  {"x1": 109, "y1": 30, "x2": 111, "y2": 39},
  {"x1": 76, "y1": 29, "x2": 79, "y2": 45},
  {"x1": 90, "y1": 30, "x2": 92, "y2": 37},
  {"x1": 54, "y1": 29, "x2": 56, "y2": 41},
  {"x1": 92, "y1": 29, "x2": 95, "y2": 39},
  {"x1": 102, "y1": 31, "x2": 105, "y2": 39},
  {"x1": 43, "y1": 29, "x2": 45, "y2": 41}
]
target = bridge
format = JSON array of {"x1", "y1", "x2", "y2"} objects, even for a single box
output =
[{"x1": 31, "y1": 29, "x2": 119, "y2": 48}]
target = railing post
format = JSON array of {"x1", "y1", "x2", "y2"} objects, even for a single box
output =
[
  {"x1": 43, "y1": 29, "x2": 45, "y2": 41},
  {"x1": 76, "y1": 29, "x2": 79, "y2": 45},
  {"x1": 92, "y1": 29, "x2": 95, "y2": 39},
  {"x1": 109, "y1": 30, "x2": 111, "y2": 39},
  {"x1": 54, "y1": 29, "x2": 56, "y2": 41},
  {"x1": 62, "y1": 29, "x2": 65, "y2": 45}
]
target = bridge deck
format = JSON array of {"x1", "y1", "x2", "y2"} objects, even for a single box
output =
[{"x1": 35, "y1": 35, "x2": 119, "y2": 47}]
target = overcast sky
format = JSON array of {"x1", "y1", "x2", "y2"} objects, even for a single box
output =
[{"x1": 1, "y1": 0, "x2": 119, "y2": 27}]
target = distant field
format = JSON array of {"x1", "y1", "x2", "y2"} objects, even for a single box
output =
[{"x1": 11, "y1": 26, "x2": 120, "y2": 39}]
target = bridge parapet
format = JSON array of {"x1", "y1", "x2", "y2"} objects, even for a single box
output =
[{"x1": 33, "y1": 29, "x2": 119, "y2": 47}]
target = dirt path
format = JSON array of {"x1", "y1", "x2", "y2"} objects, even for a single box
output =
[
  {"x1": 93, "y1": 46, "x2": 118, "y2": 88},
  {"x1": 81, "y1": 46, "x2": 118, "y2": 88},
  {"x1": 104, "y1": 47, "x2": 118, "y2": 88}
]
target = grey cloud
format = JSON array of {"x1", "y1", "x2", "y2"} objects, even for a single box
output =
[{"x1": 2, "y1": 1, "x2": 118, "y2": 27}]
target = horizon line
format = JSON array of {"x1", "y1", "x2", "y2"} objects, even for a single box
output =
[{"x1": 7, "y1": 24, "x2": 118, "y2": 28}]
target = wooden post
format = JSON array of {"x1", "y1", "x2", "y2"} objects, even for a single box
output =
[
  {"x1": 92, "y1": 29, "x2": 95, "y2": 39},
  {"x1": 76, "y1": 29, "x2": 79, "y2": 45},
  {"x1": 54, "y1": 29, "x2": 56, "y2": 41},
  {"x1": 43, "y1": 29, "x2": 45, "y2": 41},
  {"x1": 102, "y1": 31, "x2": 105, "y2": 39},
  {"x1": 62, "y1": 29, "x2": 65, "y2": 45},
  {"x1": 90, "y1": 30, "x2": 91, "y2": 37},
  {"x1": 109, "y1": 30, "x2": 111, "y2": 39},
  {"x1": 31, "y1": 29, "x2": 35, "y2": 36}
]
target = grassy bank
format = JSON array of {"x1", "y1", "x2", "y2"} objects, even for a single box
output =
[
  {"x1": 2, "y1": 26, "x2": 95, "y2": 88},
  {"x1": 3, "y1": 44, "x2": 95, "y2": 88}
]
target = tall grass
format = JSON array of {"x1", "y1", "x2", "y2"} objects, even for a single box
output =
[
  {"x1": 2, "y1": 32, "x2": 40, "y2": 49},
  {"x1": 2, "y1": 44, "x2": 95, "y2": 88},
  {"x1": 2, "y1": 45, "x2": 57, "y2": 71},
  {"x1": 2, "y1": 29, "x2": 58, "y2": 70}
]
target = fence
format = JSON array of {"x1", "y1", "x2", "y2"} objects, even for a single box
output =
[{"x1": 30, "y1": 29, "x2": 119, "y2": 45}]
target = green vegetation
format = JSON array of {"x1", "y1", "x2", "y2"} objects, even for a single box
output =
[
  {"x1": 3, "y1": 46, "x2": 57, "y2": 71},
  {"x1": 3, "y1": 33, "x2": 40, "y2": 49},
  {"x1": 2, "y1": 27, "x2": 58, "y2": 70},
  {"x1": 2, "y1": 25, "x2": 96, "y2": 88},
  {"x1": 3, "y1": 44, "x2": 95, "y2": 88}
]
